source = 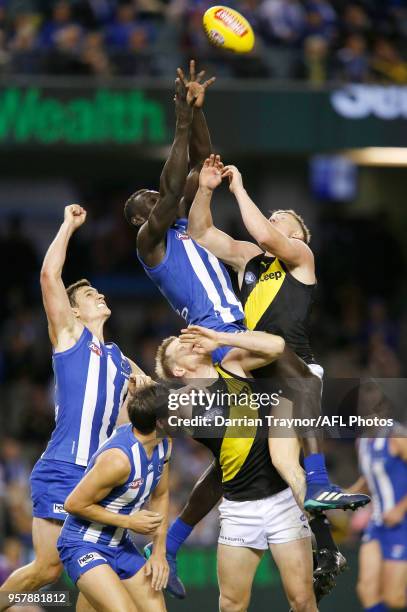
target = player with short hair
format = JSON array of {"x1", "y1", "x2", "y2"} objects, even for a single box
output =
[
  {"x1": 352, "y1": 422, "x2": 407, "y2": 611},
  {"x1": 0, "y1": 204, "x2": 142, "y2": 611},
  {"x1": 152, "y1": 324, "x2": 317, "y2": 612},
  {"x1": 57, "y1": 384, "x2": 171, "y2": 612}
]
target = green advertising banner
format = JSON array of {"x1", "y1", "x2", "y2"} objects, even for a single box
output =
[{"x1": 1, "y1": 81, "x2": 407, "y2": 152}]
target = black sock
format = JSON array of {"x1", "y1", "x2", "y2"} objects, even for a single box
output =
[{"x1": 309, "y1": 514, "x2": 338, "y2": 552}]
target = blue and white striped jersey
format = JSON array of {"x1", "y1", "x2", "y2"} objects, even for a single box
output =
[
  {"x1": 42, "y1": 327, "x2": 131, "y2": 467},
  {"x1": 61, "y1": 424, "x2": 170, "y2": 547},
  {"x1": 138, "y1": 218, "x2": 244, "y2": 327},
  {"x1": 359, "y1": 434, "x2": 407, "y2": 526}
]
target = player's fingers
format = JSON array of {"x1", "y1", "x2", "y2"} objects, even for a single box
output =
[
  {"x1": 154, "y1": 565, "x2": 164, "y2": 590},
  {"x1": 176, "y1": 67, "x2": 186, "y2": 84},
  {"x1": 187, "y1": 325, "x2": 206, "y2": 334},
  {"x1": 158, "y1": 565, "x2": 167, "y2": 590},
  {"x1": 203, "y1": 76, "x2": 216, "y2": 89},
  {"x1": 196, "y1": 70, "x2": 205, "y2": 82},
  {"x1": 163, "y1": 565, "x2": 169, "y2": 589},
  {"x1": 179, "y1": 336, "x2": 197, "y2": 344},
  {"x1": 190, "y1": 58, "x2": 196, "y2": 81}
]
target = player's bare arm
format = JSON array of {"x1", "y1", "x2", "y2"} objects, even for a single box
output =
[
  {"x1": 223, "y1": 164, "x2": 315, "y2": 280},
  {"x1": 180, "y1": 325, "x2": 285, "y2": 375},
  {"x1": 64, "y1": 449, "x2": 163, "y2": 534},
  {"x1": 145, "y1": 454, "x2": 171, "y2": 591},
  {"x1": 177, "y1": 60, "x2": 214, "y2": 168},
  {"x1": 40, "y1": 204, "x2": 86, "y2": 350},
  {"x1": 188, "y1": 154, "x2": 260, "y2": 272},
  {"x1": 137, "y1": 79, "x2": 194, "y2": 267}
]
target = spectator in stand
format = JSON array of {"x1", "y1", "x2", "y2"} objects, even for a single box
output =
[
  {"x1": 371, "y1": 36, "x2": 407, "y2": 83},
  {"x1": 258, "y1": 0, "x2": 306, "y2": 46},
  {"x1": 341, "y1": 3, "x2": 371, "y2": 37},
  {"x1": 9, "y1": 14, "x2": 40, "y2": 74},
  {"x1": 44, "y1": 23, "x2": 88, "y2": 74},
  {"x1": 335, "y1": 33, "x2": 370, "y2": 82},
  {"x1": 105, "y1": 2, "x2": 136, "y2": 50},
  {"x1": 300, "y1": 34, "x2": 330, "y2": 83},
  {"x1": 81, "y1": 30, "x2": 112, "y2": 75},
  {"x1": 40, "y1": 1, "x2": 78, "y2": 49},
  {"x1": 305, "y1": 0, "x2": 337, "y2": 43}
]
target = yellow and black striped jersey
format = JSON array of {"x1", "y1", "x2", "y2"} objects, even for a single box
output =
[
  {"x1": 240, "y1": 253, "x2": 315, "y2": 364},
  {"x1": 193, "y1": 365, "x2": 287, "y2": 502}
]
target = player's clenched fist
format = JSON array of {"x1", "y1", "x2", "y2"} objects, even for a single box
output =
[
  {"x1": 127, "y1": 509, "x2": 163, "y2": 535},
  {"x1": 64, "y1": 204, "x2": 87, "y2": 229}
]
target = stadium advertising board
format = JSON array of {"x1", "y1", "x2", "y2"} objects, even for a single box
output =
[{"x1": 1, "y1": 83, "x2": 407, "y2": 152}]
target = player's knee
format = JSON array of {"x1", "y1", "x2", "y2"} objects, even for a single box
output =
[
  {"x1": 383, "y1": 588, "x2": 406, "y2": 609},
  {"x1": 357, "y1": 577, "x2": 377, "y2": 603},
  {"x1": 288, "y1": 590, "x2": 315, "y2": 612},
  {"x1": 219, "y1": 592, "x2": 248, "y2": 612},
  {"x1": 34, "y1": 559, "x2": 62, "y2": 586}
]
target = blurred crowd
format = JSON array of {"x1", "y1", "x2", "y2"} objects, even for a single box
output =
[
  {"x1": 2, "y1": 0, "x2": 407, "y2": 82},
  {"x1": 0, "y1": 191, "x2": 406, "y2": 578}
]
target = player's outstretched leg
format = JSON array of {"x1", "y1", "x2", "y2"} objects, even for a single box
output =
[
  {"x1": 145, "y1": 459, "x2": 223, "y2": 599},
  {"x1": 0, "y1": 518, "x2": 63, "y2": 611}
]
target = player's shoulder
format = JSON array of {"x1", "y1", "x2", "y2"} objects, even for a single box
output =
[{"x1": 96, "y1": 446, "x2": 131, "y2": 476}]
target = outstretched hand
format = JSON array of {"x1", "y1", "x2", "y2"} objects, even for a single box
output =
[
  {"x1": 199, "y1": 154, "x2": 224, "y2": 191},
  {"x1": 177, "y1": 59, "x2": 216, "y2": 108}
]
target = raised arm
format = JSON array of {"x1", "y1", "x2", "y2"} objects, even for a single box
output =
[
  {"x1": 40, "y1": 204, "x2": 86, "y2": 350},
  {"x1": 64, "y1": 448, "x2": 163, "y2": 535},
  {"x1": 177, "y1": 60, "x2": 214, "y2": 168},
  {"x1": 180, "y1": 325, "x2": 285, "y2": 374},
  {"x1": 188, "y1": 155, "x2": 261, "y2": 272},
  {"x1": 137, "y1": 80, "x2": 193, "y2": 261},
  {"x1": 223, "y1": 165, "x2": 314, "y2": 269}
]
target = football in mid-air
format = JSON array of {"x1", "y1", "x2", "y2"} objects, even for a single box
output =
[{"x1": 203, "y1": 6, "x2": 255, "y2": 53}]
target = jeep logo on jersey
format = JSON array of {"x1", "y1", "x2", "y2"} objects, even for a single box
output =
[
  {"x1": 53, "y1": 503, "x2": 67, "y2": 515},
  {"x1": 261, "y1": 271, "x2": 282, "y2": 282},
  {"x1": 148, "y1": 463, "x2": 153, "y2": 471},
  {"x1": 78, "y1": 552, "x2": 107, "y2": 567},
  {"x1": 244, "y1": 271, "x2": 256, "y2": 284},
  {"x1": 129, "y1": 477, "x2": 144, "y2": 489},
  {"x1": 176, "y1": 231, "x2": 189, "y2": 240},
  {"x1": 88, "y1": 341, "x2": 102, "y2": 357}
]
